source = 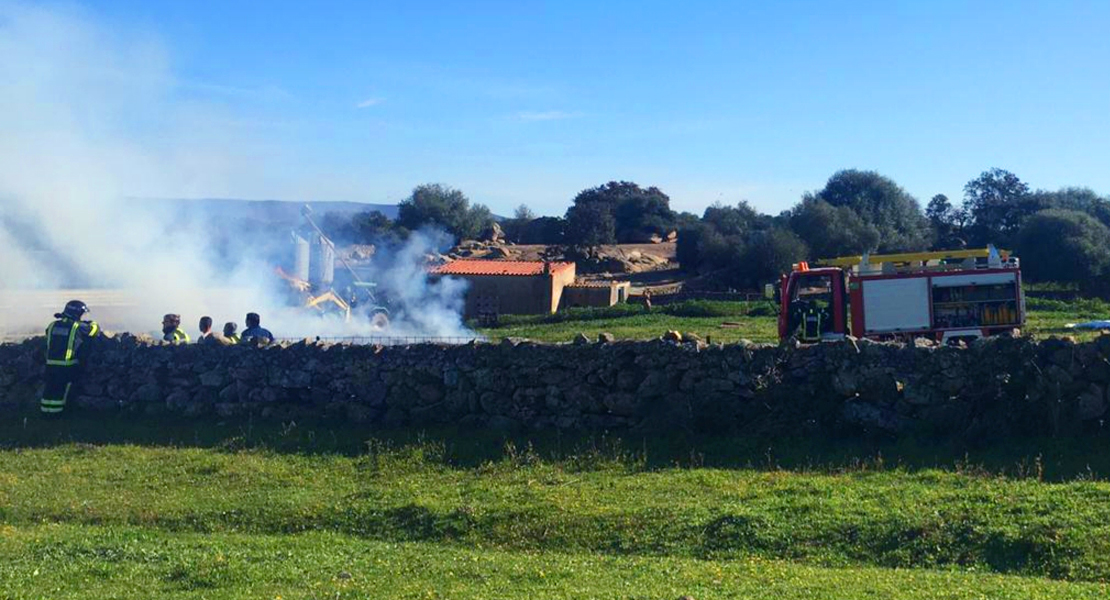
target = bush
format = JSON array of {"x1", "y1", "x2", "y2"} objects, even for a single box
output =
[
  {"x1": 1026, "y1": 296, "x2": 1110, "y2": 316},
  {"x1": 661, "y1": 300, "x2": 752, "y2": 318},
  {"x1": 1015, "y1": 209, "x2": 1110, "y2": 294},
  {"x1": 513, "y1": 216, "x2": 566, "y2": 244}
]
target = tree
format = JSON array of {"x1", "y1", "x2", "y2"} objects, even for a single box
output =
[
  {"x1": 502, "y1": 204, "x2": 539, "y2": 243},
  {"x1": 519, "y1": 216, "x2": 567, "y2": 244},
  {"x1": 702, "y1": 201, "x2": 759, "y2": 237},
  {"x1": 460, "y1": 204, "x2": 493, "y2": 240},
  {"x1": 673, "y1": 211, "x2": 701, "y2": 230},
  {"x1": 1014, "y1": 209, "x2": 1110, "y2": 292},
  {"x1": 512, "y1": 204, "x2": 536, "y2": 221},
  {"x1": 1085, "y1": 200, "x2": 1110, "y2": 231},
  {"x1": 807, "y1": 169, "x2": 931, "y2": 252},
  {"x1": 396, "y1": 184, "x2": 493, "y2": 240},
  {"x1": 319, "y1": 210, "x2": 395, "y2": 244},
  {"x1": 348, "y1": 210, "x2": 395, "y2": 243},
  {"x1": 962, "y1": 168, "x2": 1036, "y2": 245},
  {"x1": 732, "y1": 228, "x2": 809, "y2": 289},
  {"x1": 1027, "y1": 187, "x2": 1110, "y2": 229},
  {"x1": 566, "y1": 181, "x2": 676, "y2": 243},
  {"x1": 676, "y1": 221, "x2": 731, "y2": 273},
  {"x1": 564, "y1": 201, "x2": 616, "y2": 247},
  {"x1": 925, "y1": 194, "x2": 967, "y2": 249},
  {"x1": 925, "y1": 193, "x2": 952, "y2": 224},
  {"x1": 788, "y1": 197, "x2": 880, "y2": 258}
]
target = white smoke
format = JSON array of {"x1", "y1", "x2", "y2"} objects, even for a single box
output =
[
  {"x1": 360, "y1": 229, "x2": 471, "y2": 338},
  {"x1": 0, "y1": 3, "x2": 472, "y2": 341}
]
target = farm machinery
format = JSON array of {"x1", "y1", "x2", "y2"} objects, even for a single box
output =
[{"x1": 279, "y1": 205, "x2": 390, "y2": 328}]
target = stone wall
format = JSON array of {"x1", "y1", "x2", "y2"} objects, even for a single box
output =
[{"x1": 2, "y1": 334, "x2": 1109, "y2": 438}]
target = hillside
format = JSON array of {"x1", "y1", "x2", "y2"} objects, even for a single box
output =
[{"x1": 137, "y1": 197, "x2": 399, "y2": 224}]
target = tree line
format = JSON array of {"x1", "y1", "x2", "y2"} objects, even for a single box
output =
[{"x1": 324, "y1": 170, "x2": 1110, "y2": 293}]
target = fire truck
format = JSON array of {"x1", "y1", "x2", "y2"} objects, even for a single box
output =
[{"x1": 774, "y1": 246, "x2": 1025, "y2": 343}]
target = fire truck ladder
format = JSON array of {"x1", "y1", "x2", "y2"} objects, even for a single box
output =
[{"x1": 810, "y1": 246, "x2": 1013, "y2": 273}]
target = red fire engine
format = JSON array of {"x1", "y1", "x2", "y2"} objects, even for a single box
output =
[{"x1": 775, "y1": 246, "x2": 1025, "y2": 343}]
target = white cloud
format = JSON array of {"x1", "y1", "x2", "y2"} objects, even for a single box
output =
[
  {"x1": 356, "y1": 97, "x2": 384, "y2": 108},
  {"x1": 515, "y1": 110, "x2": 578, "y2": 122}
]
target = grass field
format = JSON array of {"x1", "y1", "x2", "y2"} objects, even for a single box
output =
[
  {"x1": 3, "y1": 422, "x2": 1110, "y2": 598},
  {"x1": 5, "y1": 297, "x2": 1110, "y2": 597},
  {"x1": 475, "y1": 297, "x2": 1110, "y2": 344}
]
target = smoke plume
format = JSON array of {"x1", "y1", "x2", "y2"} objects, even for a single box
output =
[{"x1": 0, "y1": 3, "x2": 472, "y2": 341}]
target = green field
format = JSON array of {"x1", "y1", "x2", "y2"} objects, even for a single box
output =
[
  {"x1": 3, "y1": 422, "x2": 1110, "y2": 598},
  {"x1": 5, "y1": 296, "x2": 1110, "y2": 597},
  {"x1": 475, "y1": 297, "x2": 1110, "y2": 344}
]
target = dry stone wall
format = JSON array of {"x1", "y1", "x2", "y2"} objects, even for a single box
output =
[{"x1": 2, "y1": 334, "x2": 1109, "y2": 438}]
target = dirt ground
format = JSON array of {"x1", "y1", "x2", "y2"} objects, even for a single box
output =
[
  {"x1": 509, "y1": 242, "x2": 677, "y2": 263},
  {"x1": 506, "y1": 243, "x2": 681, "y2": 292}
]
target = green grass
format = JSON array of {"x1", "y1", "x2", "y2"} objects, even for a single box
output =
[
  {"x1": 3, "y1": 425, "x2": 1110, "y2": 597},
  {"x1": 477, "y1": 300, "x2": 780, "y2": 344},
  {"x1": 3, "y1": 526, "x2": 1107, "y2": 599},
  {"x1": 1025, "y1": 297, "x2": 1110, "y2": 342},
  {"x1": 476, "y1": 298, "x2": 1110, "y2": 344}
]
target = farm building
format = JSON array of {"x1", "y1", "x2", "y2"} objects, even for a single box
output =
[
  {"x1": 563, "y1": 280, "x2": 632, "y2": 308},
  {"x1": 430, "y1": 260, "x2": 577, "y2": 318}
]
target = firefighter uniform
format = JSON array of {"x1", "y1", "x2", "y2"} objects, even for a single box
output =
[
  {"x1": 42, "y1": 302, "x2": 101, "y2": 415},
  {"x1": 800, "y1": 305, "x2": 823, "y2": 343},
  {"x1": 164, "y1": 328, "x2": 190, "y2": 344},
  {"x1": 222, "y1": 323, "x2": 240, "y2": 345},
  {"x1": 161, "y1": 314, "x2": 190, "y2": 344}
]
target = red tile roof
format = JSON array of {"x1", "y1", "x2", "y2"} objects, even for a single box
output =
[{"x1": 431, "y1": 260, "x2": 574, "y2": 277}]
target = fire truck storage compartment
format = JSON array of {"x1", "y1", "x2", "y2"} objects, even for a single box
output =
[
  {"x1": 931, "y1": 272, "x2": 1019, "y2": 329},
  {"x1": 861, "y1": 277, "x2": 931, "y2": 334}
]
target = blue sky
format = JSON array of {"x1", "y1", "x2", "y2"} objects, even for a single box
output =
[{"x1": 18, "y1": 0, "x2": 1110, "y2": 216}]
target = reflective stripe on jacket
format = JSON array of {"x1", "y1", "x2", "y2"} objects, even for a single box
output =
[
  {"x1": 164, "y1": 329, "x2": 191, "y2": 344},
  {"x1": 45, "y1": 318, "x2": 100, "y2": 366}
]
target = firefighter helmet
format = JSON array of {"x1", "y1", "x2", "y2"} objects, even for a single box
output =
[{"x1": 61, "y1": 300, "x2": 89, "y2": 320}]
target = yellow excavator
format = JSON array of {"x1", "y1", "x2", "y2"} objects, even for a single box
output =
[{"x1": 275, "y1": 265, "x2": 352, "y2": 319}]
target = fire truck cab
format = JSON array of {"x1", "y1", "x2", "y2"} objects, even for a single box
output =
[{"x1": 776, "y1": 246, "x2": 1024, "y2": 343}]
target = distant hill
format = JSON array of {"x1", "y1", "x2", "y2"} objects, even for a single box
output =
[
  {"x1": 135, "y1": 198, "x2": 400, "y2": 225},
  {"x1": 127, "y1": 198, "x2": 402, "y2": 272},
  {"x1": 1, "y1": 197, "x2": 402, "y2": 289}
]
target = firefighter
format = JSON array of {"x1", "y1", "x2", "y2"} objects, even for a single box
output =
[
  {"x1": 161, "y1": 314, "x2": 190, "y2": 344},
  {"x1": 41, "y1": 300, "x2": 101, "y2": 416},
  {"x1": 222, "y1": 322, "x2": 240, "y2": 345},
  {"x1": 788, "y1": 299, "x2": 809, "y2": 338},
  {"x1": 799, "y1": 303, "x2": 823, "y2": 343}
]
